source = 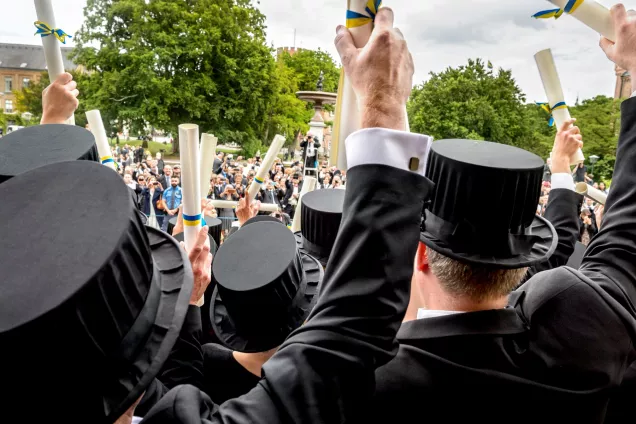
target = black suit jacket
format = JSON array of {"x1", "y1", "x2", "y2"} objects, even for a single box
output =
[
  {"x1": 367, "y1": 98, "x2": 636, "y2": 423},
  {"x1": 141, "y1": 163, "x2": 434, "y2": 423},
  {"x1": 520, "y1": 188, "x2": 583, "y2": 284}
]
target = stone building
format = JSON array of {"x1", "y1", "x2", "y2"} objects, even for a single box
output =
[{"x1": 0, "y1": 43, "x2": 76, "y2": 116}]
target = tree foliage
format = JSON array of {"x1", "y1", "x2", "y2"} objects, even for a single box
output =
[
  {"x1": 280, "y1": 49, "x2": 340, "y2": 93},
  {"x1": 408, "y1": 58, "x2": 621, "y2": 182},
  {"x1": 72, "y1": 0, "x2": 278, "y2": 149}
]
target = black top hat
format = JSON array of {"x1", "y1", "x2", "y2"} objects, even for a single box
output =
[
  {"x1": 0, "y1": 161, "x2": 193, "y2": 422},
  {"x1": 294, "y1": 189, "x2": 345, "y2": 266},
  {"x1": 0, "y1": 124, "x2": 99, "y2": 184},
  {"x1": 210, "y1": 221, "x2": 324, "y2": 353},
  {"x1": 206, "y1": 216, "x2": 223, "y2": 247},
  {"x1": 420, "y1": 139, "x2": 557, "y2": 269}
]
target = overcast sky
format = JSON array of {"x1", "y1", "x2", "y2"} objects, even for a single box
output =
[{"x1": 2, "y1": 0, "x2": 633, "y2": 103}]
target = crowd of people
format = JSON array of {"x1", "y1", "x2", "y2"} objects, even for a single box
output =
[
  {"x1": 116, "y1": 142, "x2": 347, "y2": 235},
  {"x1": 4, "y1": 4, "x2": 636, "y2": 424}
]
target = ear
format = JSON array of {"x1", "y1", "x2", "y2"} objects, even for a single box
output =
[{"x1": 415, "y1": 242, "x2": 429, "y2": 272}]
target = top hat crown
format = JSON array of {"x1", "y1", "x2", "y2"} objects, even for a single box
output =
[
  {"x1": 0, "y1": 125, "x2": 98, "y2": 184},
  {"x1": 211, "y1": 221, "x2": 323, "y2": 352},
  {"x1": 420, "y1": 139, "x2": 557, "y2": 268},
  {"x1": 0, "y1": 161, "x2": 193, "y2": 421},
  {"x1": 296, "y1": 189, "x2": 345, "y2": 266}
]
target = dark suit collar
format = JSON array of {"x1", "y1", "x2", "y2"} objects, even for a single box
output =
[{"x1": 397, "y1": 307, "x2": 527, "y2": 341}]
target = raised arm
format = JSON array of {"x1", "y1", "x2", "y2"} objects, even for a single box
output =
[
  {"x1": 524, "y1": 120, "x2": 584, "y2": 281},
  {"x1": 581, "y1": 4, "x2": 636, "y2": 313},
  {"x1": 142, "y1": 8, "x2": 434, "y2": 424}
]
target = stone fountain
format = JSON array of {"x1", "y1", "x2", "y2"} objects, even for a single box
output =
[{"x1": 296, "y1": 71, "x2": 338, "y2": 146}]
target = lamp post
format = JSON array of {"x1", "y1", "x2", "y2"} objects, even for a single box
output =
[{"x1": 589, "y1": 155, "x2": 600, "y2": 178}]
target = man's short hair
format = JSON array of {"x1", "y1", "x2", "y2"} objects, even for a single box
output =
[
  {"x1": 171, "y1": 176, "x2": 180, "y2": 183},
  {"x1": 427, "y1": 248, "x2": 528, "y2": 302}
]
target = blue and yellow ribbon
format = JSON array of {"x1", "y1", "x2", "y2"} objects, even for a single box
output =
[
  {"x1": 564, "y1": 0, "x2": 584, "y2": 14},
  {"x1": 346, "y1": 0, "x2": 382, "y2": 28},
  {"x1": 537, "y1": 101, "x2": 568, "y2": 126},
  {"x1": 254, "y1": 176, "x2": 264, "y2": 185},
  {"x1": 532, "y1": 8, "x2": 564, "y2": 19},
  {"x1": 533, "y1": 0, "x2": 584, "y2": 20},
  {"x1": 34, "y1": 21, "x2": 72, "y2": 44},
  {"x1": 101, "y1": 155, "x2": 115, "y2": 165},
  {"x1": 183, "y1": 213, "x2": 202, "y2": 227}
]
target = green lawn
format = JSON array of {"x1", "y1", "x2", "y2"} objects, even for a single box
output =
[{"x1": 108, "y1": 139, "x2": 242, "y2": 160}]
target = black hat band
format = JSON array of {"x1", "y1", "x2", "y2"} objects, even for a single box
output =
[
  {"x1": 102, "y1": 264, "x2": 162, "y2": 416},
  {"x1": 301, "y1": 235, "x2": 333, "y2": 260},
  {"x1": 423, "y1": 210, "x2": 545, "y2": 258}
]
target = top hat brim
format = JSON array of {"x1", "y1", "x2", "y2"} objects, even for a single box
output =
[
  {"x1": 420, "y1": 215, "x2": 558, "y2": 269},
  {"x1": 108, "y1": 226, "x2": 193, "y2": 420},
  {"x1": 210, "y1": 252, "x2": 324, "y2": 353},
  {"x1": 294, "y1": 231, "x2": 330, "y2": 267}
]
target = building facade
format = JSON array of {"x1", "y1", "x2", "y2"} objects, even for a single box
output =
[
  {"x1": 615, "y1": 64, "x2": 632, "y2": 99},
  {"x1": 0, "y1": 43, "x2": 76, "y2": 116}
]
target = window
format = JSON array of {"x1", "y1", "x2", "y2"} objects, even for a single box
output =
[
  {"x1": 4, "y1": 76, "x2": 13, "y2": 93},
  {"x1": 5, "y1": 100, "x2": 13, "y2": 113},
  {"x1": 22, "y1": 78, "x2": 30, "y2": 88}
]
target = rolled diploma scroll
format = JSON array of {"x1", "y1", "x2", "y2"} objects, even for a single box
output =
[
  {"x1": 86, "y1": 110, "x2": 116, "y2": 171},
  {"x1": 208, "y1": 200, "x2": 280, "y2": 213},
  {"x1": 575, "y1": 182, "x2": 608, "y2": 205},
  {"x1": 534, "y1": 49, "x2": 585, "y2": 165},
  {"x1": 179, "y1": 124, "x2": 202, "y2": 253},
  {"x1": 199, "y1": 133, "x2": 218, "y2": 199},
  {"x1": 34, "y1": 0, "x2": 75, "y2": 125},
  {"x1": 290, "y1": 176, "x2": 317, "y2": 233},
  {"x1": 247, "y1": 135, "x2": 285, "y2": 200},
  {"x1": 548, "y1": 0, "x2": 614, "y2": 41}
]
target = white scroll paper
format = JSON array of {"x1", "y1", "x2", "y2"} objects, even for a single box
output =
[
  {"x1": 86, "y1": 110, "x2": 116, "y2": 171},
  {"x1": 199, "y1": 133, "x2": 218, "y2": 199},
  {"x1": 207, "y1": 200, "x2": 280, "y2": 213},
  {"x1": 290, "y1": 176, "x2": 317, "y2": 233},
  {"x1": 548, "y1": 0, "x2": 614, "y2": 41},
  {"x1": 34, "y1": 0, "x2": 74, "y2": 125},
  {"x1": 247, "y1": 135, "x2": 285, "y2": 200},
  {"x1": 179, "y1": 124, "x2": 202, "y2": 252},
  {"x1": 575, "y1": 182, "x2": 608, "y2": 205},
  {"x1": 331, "y1": 1, "x2": 409, "y2": 171},
  {"x1": 535, "y1": 48, "x2": 585, "y2": 165}
]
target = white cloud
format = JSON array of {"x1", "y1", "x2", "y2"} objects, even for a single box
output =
[{"x1": 1, "y1": 0, "x2": 632, "y2": 103}]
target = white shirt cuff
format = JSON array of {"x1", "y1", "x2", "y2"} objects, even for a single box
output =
[
  {"x1": 345, "y1": 128, "x2": 433, "y2": 176},
  {"x1": 551, "y1": 173, "x2": 575, "y2": 191}
]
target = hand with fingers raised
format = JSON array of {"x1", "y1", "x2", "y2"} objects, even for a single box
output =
[
  {"x1": 41, "y1": 72, "x2": 79, "y2": 125},
  {"x1": 180, "y1": 225, "x2": 212, "y2": 306},
  {"x1": 551, "y1": 118, "x2": 584, "y2": 174},
  {"x1": 334, "y1": 7, "x2": 414, "y2": 130}
]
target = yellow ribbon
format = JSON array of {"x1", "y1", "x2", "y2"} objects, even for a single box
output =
[
  {"x1": 34, "y1": 21, "x2": 72, "y2": 44},
  {"x1": 346, "y1": 0, "x2": 382, "y2": 28}
]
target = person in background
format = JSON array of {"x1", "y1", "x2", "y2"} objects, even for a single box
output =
[
  {"x1": 159, "y1": 165, "x2": 173, "y2": 190},
  {"x1": 218, "y1": 184, "x2": 240, "y2": 232},
  {"x1": 140, "y1": 176, "x2": 165, "y2": 229},
  {"x1": 156, "y1": 152, "x2": 165, "y2": 175},
  {"x1": 162, "y1": 176, "x2": 182, "y2": 232},
  {"x1": 173, "y1": 165, "x2": 182, "y2": 186},
  {"x1": 213, "y1": 152, "x2": 224, "y2": 175},
  {"x1": 543, "y1": 157, "x2": 552, "y2": 182},
  {"x1": 579, "y1": 205, "x2": 598, "y2": 246},
  {"x1": 573, "y1": 162, "x2": 592, "y2": 184},
  {"x1": 599, "y1": 181, "x2": 608, "y2": 194},
  {"x1": 320, "y1": 173, "x2": 333, "y2": 189},
  {"x1": 333, "y1": 176, "x2": 344, "y2": 189}
]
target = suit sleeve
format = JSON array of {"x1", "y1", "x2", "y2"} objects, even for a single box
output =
[
  {"x1": 580, "y1": 98, "x2": 636, "y2": 324},
  {"x1": 157, "y1": 305, "x2": 204, "y2": 390},
  {"x1": 522, "y1": 188, "x2": 583, "y2": 283},
  {"x1": 142, "y1": 132, "x2": 434, "y2": 424}
]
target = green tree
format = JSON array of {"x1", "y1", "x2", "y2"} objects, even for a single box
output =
[
  {"x1": 569, "y1": 95, "x2": 622, "y2": 182},
  {"x1": 280, "y1": 49, "x2": 340, "y2": 93},
  {"x1": 72, "y1": 0, "x2": 278, "y2": 152},
  {"x1": 263, "y1": 60, "x2": 312, "y2": 147},
  {"x1": 13, "y1": 71, "x2": 89, "y2": 129},
  {"x1": 408, "y1": 58, "x2": 536, "y2": 149}
]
